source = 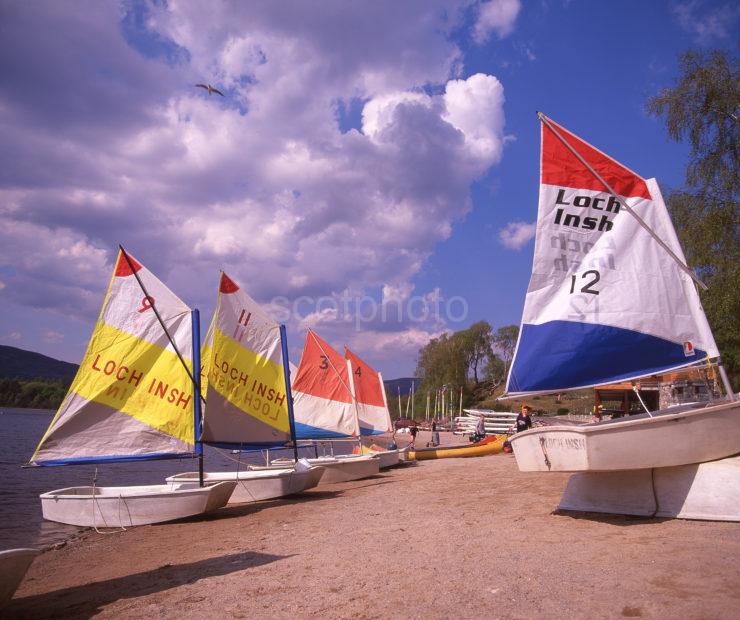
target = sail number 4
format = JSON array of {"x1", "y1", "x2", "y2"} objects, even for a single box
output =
[{"x1": 569, "y1": 270, "x2": 600, "y2": 295}]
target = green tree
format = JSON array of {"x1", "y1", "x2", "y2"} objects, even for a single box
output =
[
  {"x1": 647, "y1": 50, "x2": 739, "y2": 379},
  {"x1": 492, "y1": 324, "x2": 519, "y2": 378}
]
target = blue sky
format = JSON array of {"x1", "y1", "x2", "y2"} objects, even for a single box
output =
[{"x1": 0, "y1": 0, "x2": 737, "y2": 378}]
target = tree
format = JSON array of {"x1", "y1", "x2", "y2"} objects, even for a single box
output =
[
  {"x1": 492, "y1": 324, "x2": 519, "y2": 376},
  {"x1": 647, "y1": 50, "x2": 739, "y2": 379}
]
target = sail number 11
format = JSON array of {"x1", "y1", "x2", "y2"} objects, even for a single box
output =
[{"x1": 569, "y1": 270, "x2": 600, "y2": 295}]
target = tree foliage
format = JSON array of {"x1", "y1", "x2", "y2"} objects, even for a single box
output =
[
  {"x1": 0, "y1": 378, "x2": 68, "y2": 409},
  {"x1": 647, "y1": 49, "x2": 739, "y2": 378}
]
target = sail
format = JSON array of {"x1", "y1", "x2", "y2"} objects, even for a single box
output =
[
  {"x1": 505, "y1": 116, "x2": 719, "y2": 396},
  {"x1": 345, "y1": 348, "x2": 393, "y2": 435},
  {"x1": 292, "y1": 330, "x2": 360, "y2": 439},
  {"x1": 30, "y1": 249, "x2": 195, "y2": 465},
  {"x1": 201, "y1": 272, "x2": 291, "y2": 447}
]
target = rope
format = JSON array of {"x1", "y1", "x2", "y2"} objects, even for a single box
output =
[{"x1": 91, "y1": 467, "x2": 126, "y2": 534}]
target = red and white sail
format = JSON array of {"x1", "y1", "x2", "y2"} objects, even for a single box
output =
[
  {"x1": 345, "y1": 347, "x2": 392, "y2": 435},
  {"x1": 292, "y1": 330, "x2": 360, "y2": 439}
]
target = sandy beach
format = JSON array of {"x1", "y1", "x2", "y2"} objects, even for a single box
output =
[{"x1": 7, "y1": 432, "x2": 740, "y2": 619}]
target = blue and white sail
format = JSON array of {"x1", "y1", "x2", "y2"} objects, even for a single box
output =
[{"x1": 505, "y1": 115, "x2": 718, "y2": 396}]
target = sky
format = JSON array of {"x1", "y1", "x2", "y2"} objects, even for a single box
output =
[{"x1": 0, "y1": 0, "x2": 737, "y2": 378}]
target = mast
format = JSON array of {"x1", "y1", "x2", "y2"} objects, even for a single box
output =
[
  {"x1": 279, "y1": 325, "x2": 300, "y2": 463},
  {"x1": 192, "y1": 309, "x2": 204, "y2": 487}
]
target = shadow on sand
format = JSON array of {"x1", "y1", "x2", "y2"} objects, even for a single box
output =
[
  {"x1": 9, "y1": 550, "x2": 292, "y2": 618},
  {"x1": 551, "y1": 509, "x2": 672, "y2": 526}
]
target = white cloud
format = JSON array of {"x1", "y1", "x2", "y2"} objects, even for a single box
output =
[
  {"x1": 3, "y1": 331, "x2": 22, "y2": 342},
  {"x1": 473, "y1": 0, "x2": 522, "y2": 44},
  {"x1": 672, "y1": 1, "x2": 740, "y2": 43},
  {"x1": 498, "y1": 221, "x2": 535, "y2": 249},
  {"x1": 42, "y1": 330, "x2": 64, "y2": 344},
  {"x1": 0, "y1": 1, "x2": 513, "y2": 374}
]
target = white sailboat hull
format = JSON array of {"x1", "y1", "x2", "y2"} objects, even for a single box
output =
[
  {"x1": 270, "y1": 454, "x2": 380, "y2": 483},
  {"x1": 364, "y1": 449, "x2": 400, "y2": 469},
  {"x1": 510, "y1": 399, "x2": 740, "y2": 472},
  {"x1": 40, "y1": 481, "x2": 236, "y2": 528},
  {"x1": 559, "y1": 455, "x2": 740, "y2": 521},
  {"x1": 0, "y1": 548, "x2": 39, "y2": 608},
  {"x1": 165, "y1": 466, "x2": 325, "y2": 503}
]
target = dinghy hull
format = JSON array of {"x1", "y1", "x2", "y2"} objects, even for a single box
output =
[
  {"x1": 166, "y1": 466, "x2": 325, "y2": 503},
  {"x1": 270, "y1": 455, "x2": 380, "y2": 483},
  {"x1": 40, "y1": 481, "x2": 236, "y2": 527},
  {"x1": 558, "y1": 455, "x2": 740, "y2": 521},
  {"x1": 510, "y1": 399, "x2": 740, "y2": 472},
  {"x1": 0, "y1": 548, "x2": 39, "y2": 608}
]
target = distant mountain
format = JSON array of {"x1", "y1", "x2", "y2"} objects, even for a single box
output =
[
  {"x1": 0, "y1": 345, "x2": 78, "y2": 381},
  {"x1": 383, "y1": 377, "x2": 421, "y2": 397}
]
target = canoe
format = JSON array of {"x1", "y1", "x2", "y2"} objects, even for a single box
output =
[{"x1": 409, "y1": 435, "x2": 507, "y2": 460}]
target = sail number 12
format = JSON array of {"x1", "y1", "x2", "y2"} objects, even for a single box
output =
[{"x1": 569, "y1": 270, "x2": 600, "y2": 295}]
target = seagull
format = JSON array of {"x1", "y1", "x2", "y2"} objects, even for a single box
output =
[{"x1": 195, "y1": 83, "x2": 224, "y2": 96}]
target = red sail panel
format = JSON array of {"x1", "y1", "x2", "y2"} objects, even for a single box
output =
[
  {"x1": 292, "y1": 330, "x2": 352, "y2": 404},
  {"x1": 345, "y1": 348, "x2": 385, "y2": 407},
  {"x1": 541, "y1": 116, "x2": 651, "y2": 200}
]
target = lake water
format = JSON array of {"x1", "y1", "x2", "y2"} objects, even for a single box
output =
[{"x1": 0, "y1": 408, "x2": 347, "y2": 550}]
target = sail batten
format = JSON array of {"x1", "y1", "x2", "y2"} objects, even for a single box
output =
[{"x1": 504, "y1": 117, "x2": 719, "y2": 397}]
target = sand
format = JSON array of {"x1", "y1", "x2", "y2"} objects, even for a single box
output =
[{"x1": 8, "y1": 432, "x2": 740, "y2": 619}]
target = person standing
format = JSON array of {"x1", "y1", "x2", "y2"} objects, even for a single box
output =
[
  {"x1": 516, "y1": 405, "x2": 533, "y2": 433},
  {"x1": 409, "y1": 424, "x2": 418, "y2": 447}
]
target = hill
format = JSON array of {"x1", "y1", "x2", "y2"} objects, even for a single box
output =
[{"x1": 0, "y1": 345, "x2": 78, "y2": 381}]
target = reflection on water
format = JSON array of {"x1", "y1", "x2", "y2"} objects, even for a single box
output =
[{"x1": 0, "y1": 408, "x2": 351, "y2": 550}]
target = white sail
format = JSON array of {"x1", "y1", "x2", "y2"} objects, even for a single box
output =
[
  {"x1": 31, "y1": 249, "x2": 195, "y2": 465},
  {"x1": 505, "y1": 115, "x2": 718, "y2": 396},
  {"x1": 201, "y1": 272, "x2": 292, "y2": 447},
  {"x1": 292, "y1": 330, "x2": 360, "y2": 439}
]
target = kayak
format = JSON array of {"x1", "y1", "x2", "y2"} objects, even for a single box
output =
[{"x1": 409, "y1": 435, "x2": 507, "y2": 461}]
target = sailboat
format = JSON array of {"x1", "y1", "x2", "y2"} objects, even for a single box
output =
[
  {"x1": 504, "y1": 114, "x2": 740, "y2": 520},
  {"x1": 166, "y1": 272, "x2": 325, "y2": 503},
  {"x1": 344, "y1": 347, "x2": 401, "y2": 468},
  {"x1": 29, "y1": 248, "x2": 236, "y2": 527},
  {"x1": 270, "y1": 330, "x2": 380, "y2": 483}
]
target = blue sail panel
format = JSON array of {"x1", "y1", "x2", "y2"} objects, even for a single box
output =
[
  {"x1": 507, "y1": 321, "x2": 707, "y2": 394},
  {"x1": 359, "y1": 427, "x2": 386, "y2": 436},
  {"x1": 31, "y1": 451, "x2": 195, "y2": 467},
  {"x1": 293, "y1": 422, "x2": 354, "y2": 440}
]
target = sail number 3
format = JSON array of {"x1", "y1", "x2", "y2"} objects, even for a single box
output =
[{"x1": 569, "y1": 270, "x2": 600, "y2": 295}]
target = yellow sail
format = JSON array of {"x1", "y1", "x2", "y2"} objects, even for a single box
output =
[
  {"x1": 30, "y1": 249, "x2": 195, "y2": 465},
  {"x1": 201, "y1": 272, "x2": 291, "y2": 446}
]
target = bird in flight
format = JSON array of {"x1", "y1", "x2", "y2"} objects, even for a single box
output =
[{"x1": 195, "y1": 83, "x2": 224, "y2": 96}]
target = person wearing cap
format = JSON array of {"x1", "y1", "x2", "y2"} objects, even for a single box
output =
[{"x1": 516, "y1": 405, "x2": 533, "y2": 433}]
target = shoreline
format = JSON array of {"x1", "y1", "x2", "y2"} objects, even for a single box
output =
[{"x1": 8, "y1": 448, "x2": 739, "y2": 619}]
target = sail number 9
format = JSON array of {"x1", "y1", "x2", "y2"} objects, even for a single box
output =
[{"x1": 569, "y1": 270, "x2": 600, "y2": 295}]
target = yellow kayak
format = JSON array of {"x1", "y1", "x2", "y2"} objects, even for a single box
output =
[{"x1": 409, "y1": 435, "x2": 507, "y2": 461}]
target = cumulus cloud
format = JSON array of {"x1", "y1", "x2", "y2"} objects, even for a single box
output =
[
  {"x1": 473, "y1": 0, "x2": 521, "y2": 43},
  {"x1": 0, "y1": 0, "x2": 514, "y2": 375},
  {"x1": 498, "y1": 221, "x2": 535, "y2": 249},
  {"x1": 672, "y1": 1, "x2": 740, "y2": 43}
]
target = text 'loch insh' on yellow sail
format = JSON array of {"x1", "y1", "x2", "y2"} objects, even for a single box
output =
[
  {"x1": 201, "y1": 272, "x2": 291, "y2": 447},
  {"x1": 30, "y1": 249, "x2": 196, "y2": 465}
]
